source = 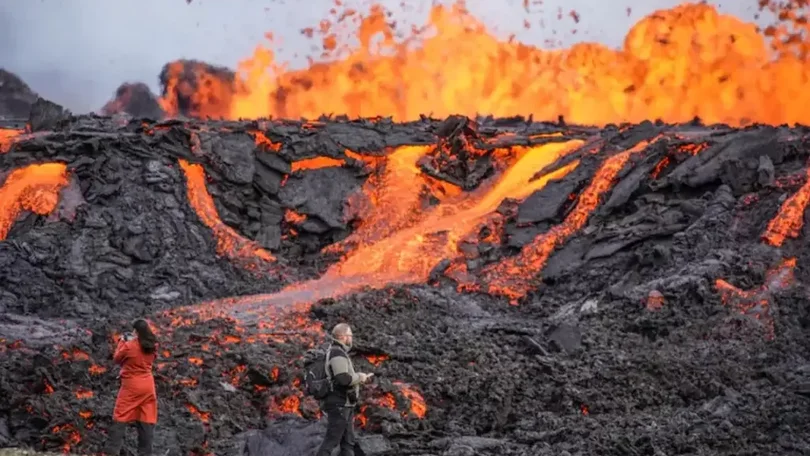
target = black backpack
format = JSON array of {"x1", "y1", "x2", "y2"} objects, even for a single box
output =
[{"x1": 303, "y1": 344, "x2": 334, "y2": 399}]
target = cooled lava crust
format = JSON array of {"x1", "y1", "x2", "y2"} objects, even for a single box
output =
[{"x1": 0, "y1": 110, "x2": 809, "y2": 456}]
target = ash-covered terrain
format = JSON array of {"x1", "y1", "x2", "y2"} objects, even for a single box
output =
[{"x1": 0, "y1": 89, "x2": 809, "y2": 456}]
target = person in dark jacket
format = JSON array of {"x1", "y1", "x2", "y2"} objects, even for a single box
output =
[
  {"x1": 104, "y1": 319, "x2": 158, "y2": 456},
  {"x1": 315, "y1": 323, "x2": 374, "y2": 456}
]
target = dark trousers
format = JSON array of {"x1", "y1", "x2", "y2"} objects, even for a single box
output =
[
  {"x1": 104, "y1": 420, "x2": 154, "y2": 456},
  {"x1": 315, "y1": 406, "x2": 356, "y2": 456}
]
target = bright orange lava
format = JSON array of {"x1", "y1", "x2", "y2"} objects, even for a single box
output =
[
  {"x1": 73, "y1": 387, "x2": 94, "y2": 399},
  {"x1": 393, "y1": 381, "x2": 428, "y2": 418},
  {"x1": 159, "y1": 2, "x2": 810, "y2": 126},
  {"x1": 111, "y1": 2, "x2": 810, "y2": 437},
  {"x1": 761, "y1": 168, "x2": 810, "y2": 246},
  {"x1": 0, "y1": 128, "x2": 23, "y2": 153},
  {"x1": 365, "y1": 354, "x2": 389, "y2": 366},
  {"x1": 0, "y1": 163, "x2": 69, "y2": 240},
  {"x1": 321, "y1": 140, "x2": 583, "y2": 291},
  {"x1": 51, "y1": 424, "x2": 81, "y2": 453},
  {"x1": 291, "y1": 156, "x2": 347, "y2": 172},
  {"x1": 186, "y1": 403, "x2": 211, "y2": 423},
  {"x1": 172, "y1": 140, "x2": 587, "y2": 320},
  {"x1": 178, "y1": 159, "x2": 276, "y2": 262},
  {"x1": 481, "y1": 139, "x2": 656, "y2": 302}
]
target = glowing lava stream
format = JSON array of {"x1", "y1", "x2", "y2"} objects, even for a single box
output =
[
  {"x1": 180, "y1": 140, "x2": 584, "y2": 320},
  {"x1": 761, "y1": 167, "x2": 810, "y2": 247},
  {"x1": 325, "y1": 140, "x2": 584, "y2": 284},
  {"x1": 178, "y1": 159, "x2": 275, "y2": 263},
  {"x1": 0, "y1": 128, "x2": 23, "y2": 153},
  {"x1": 480, "y1": 139, "x2": 656, "y2": 301},
  {"x1": 0, "y1": 163, "x2": 69, "y2": 240}
]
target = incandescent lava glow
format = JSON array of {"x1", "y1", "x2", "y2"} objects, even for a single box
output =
[
  {"x1": 178, "y1": 159, "x2": 275, "y2": 263},
  {"x1": 0, "y1": 128, "x2": 23, "y2": 153},
  {"x1": 761, "y1": 167, "x2": 810, "y2": 247},
  {"x1": 161, "y1": 2, "x2": 810, "y2": 126},
  {"x1": 480, "y1": 139, "x2": 657, "y2": 302},
  {"x1": 715, "y1": 257, "x2": 796, "y2": 340},
  {"x1": 323, "y1": 140, "x2": 584, "y2": 287},
  {"x1": 177, "y1": 140, "x2": 584, "y2": 320},
  {"x1": 0, "y1": 163, "x2": 69, "y2": 240}
]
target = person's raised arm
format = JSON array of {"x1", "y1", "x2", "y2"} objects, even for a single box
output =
[{"x1": 113, "y1": 338, "x2": 130, "y2": 365}]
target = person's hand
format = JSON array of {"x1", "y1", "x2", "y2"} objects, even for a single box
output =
[{"x1": 359, "y1": 373, "x2": 375, "y2": 383}]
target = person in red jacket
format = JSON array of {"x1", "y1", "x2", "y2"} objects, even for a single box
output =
[{"x1": 103, "y1": 319, "x2": 159, "y2": 456}]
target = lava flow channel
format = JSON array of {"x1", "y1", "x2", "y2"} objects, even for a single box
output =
[
  {"x1": 158, "y1": 2, "x2": 810, "y2": 126},
  {"x1": 761, "y1": 167, "x2": 810, "y2": 247},
  {"x1": 0, "y1": 163, "x2": 70, "y2": 240},
  {"x1": 170, "y1": 139, "x2": 583, "y2": 322},
  {"x1": 323, "y1": 140, "x2": 583, "y2": 285},
  {"x1": 0, "y1": 128, "x2": 23, "y2": 153},
  {"x1": 479, "y1": 139, "x2": 657, "y2": 302},
  {"x1": 178, "y1": 159, "x2": 275, "y2": 263}
]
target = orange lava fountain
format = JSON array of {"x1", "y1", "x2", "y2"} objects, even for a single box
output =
[{"x1": 160, "y1": 2, "x2": 810, "y2": 126}]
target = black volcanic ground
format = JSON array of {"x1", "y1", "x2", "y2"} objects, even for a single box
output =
[{"x1": 0, "y1": 71, "x2": 809, "y2": 456}]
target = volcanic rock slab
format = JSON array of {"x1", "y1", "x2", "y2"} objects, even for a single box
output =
[
  {"x1": 0, "y1": 108, "x2": 809, "y2": 455},
  {"x1": 0, "y1": 69, "x2": 38, "y2": 119}
]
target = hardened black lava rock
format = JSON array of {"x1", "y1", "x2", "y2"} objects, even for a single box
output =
[{"x1": 0, "y1": 107, "x2": 809, "y2": 455}]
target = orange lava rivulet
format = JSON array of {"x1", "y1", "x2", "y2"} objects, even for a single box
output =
[
  {"x1": 178, "y1": 159, "x2": 276, "y2": 263},
  {"x1": 0, "y1": 128, "x2": 23, "y2": 153},
  {"x1": 159, "y1": 1, "x2": 810, "y2": 126}
]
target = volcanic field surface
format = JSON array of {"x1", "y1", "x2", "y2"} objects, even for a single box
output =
[
  {"x1": 2, "y1": 1, "x2": 810, "y2": 454},
  {"x1": 0, "y1": 101, "x2": 808, "y2": 456}
]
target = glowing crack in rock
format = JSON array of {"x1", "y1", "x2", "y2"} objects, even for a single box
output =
[{"x1": 714, "y1": 257, "x2": 796, "y2": 340}]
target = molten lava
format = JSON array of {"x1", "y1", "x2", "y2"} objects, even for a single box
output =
[
  {"x1": 159, "y1": 2, "x2": 810, "y2": 126},
  {"x1": 186, "y1": 403, "x2": 212, "y2": 423},
  {"x1": 0, "y1": 128, "x2": 23, "y2": 153},
  {"x1": 365, "y1": 354, "x2": 389, "y2": 366},
  {"x1": 481, "y1": 139, "x2": 656, "y2": 301},
  {"x1": 178, "y1": 159, "x2": 275, "y2": 263},
  {"x1": 73, "y1": 387, "x2": 94, "y2": 399},
  {"x1": 50, "y1": 424, "x2": 81, "y2": 453},
  {"x1": 715, "y1": 257, "x2": 796, "y2": 340},
  {"x1": 323, "y1": 140, "x2": 583, "y2": 289},
  {"x1": 761, "y1": 168, "x2": 810, "y2": 247},
  {"x1": 393, "y1": 381, "x2": 427, "y2": 419},
  {"x1": 290, "y1": 156, "x2": 347, "y2": 172},
  {"x1": 0, "y1": 163, "x2": 69, "y2": 240},
  {"x1": 173, "y1": 139, "x2": 588, "y2": 319}
]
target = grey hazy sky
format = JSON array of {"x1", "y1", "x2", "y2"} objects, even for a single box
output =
[{"x1": 0, "y1": 0, "x2": 772, "y2": 114}]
